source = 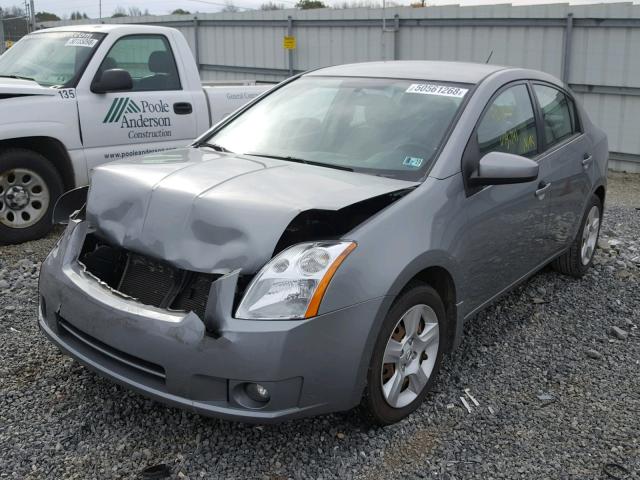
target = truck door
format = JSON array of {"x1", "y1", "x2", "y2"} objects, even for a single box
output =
[{"x1": 76, "y1": 34, "x2": 198, "y2": 170}]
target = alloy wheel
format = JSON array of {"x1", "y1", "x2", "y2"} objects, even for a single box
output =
[
  {"x1": 381, "y1": 304, "x2": 439, "y2": 409},
  {"x1": 580, "y1": 205, "x2": 600, "y2": 265}
]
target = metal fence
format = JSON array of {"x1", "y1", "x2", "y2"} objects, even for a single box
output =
[
  {"x1": 0, "y1": 16, "x2": 29, "y2": 54},
  {"x1": 35, "y1": 4, "x2": 640, "y2": 172}
]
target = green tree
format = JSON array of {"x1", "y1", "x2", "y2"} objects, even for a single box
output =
[
  {"x1": 296, "y1": 0, "x2": 327, "y2": 9},
  {"x1": 111, "y1": 6, "x2": 128, "y2": 18},
  {"x1": 35, "y1": 11, "x2": 60, "y2": 21},
  {"x1": 69, "y1": 11, "x2": 89, "y2": 20},
  {"x1": 171, "y1": 8, "x2": 191, "y2": 14}
]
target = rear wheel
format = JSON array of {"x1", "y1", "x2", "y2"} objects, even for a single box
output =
[
  {"x1": 551, "y1": 194, "x2": 602, "y2": 278},
  {"x1": 362, "y1": 284, "x2": 445, "y2": 425},
  {"x1": 0, "y1": 149, "x2": 63, "y2": 244}
]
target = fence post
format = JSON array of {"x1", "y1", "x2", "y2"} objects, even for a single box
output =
[
  {"x1": 393, "y1": 14, "x2": 400, "y2": 60},
  {"x1": 29, "y1": 0, "x2": 35, "y2": 31},
  {"x1": 0, "y1": 19, "x2": 4, "y2": 55},
  {"x1": 287, "y1": 16, "x2": 294, "y2": 77},
  {"x1": 561, "y1": 13, "x2": 573, "y2": 84},
  {"x1": 193, "y1": 16, "x2": 200, "y2": 74}
]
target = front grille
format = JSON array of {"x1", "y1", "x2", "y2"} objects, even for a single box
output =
[
  {"x1": 79, "y1": 233, "x2": 220, "y2": 319},
  {"x1": 119, "y1": 254, "x2": 184, "y2": 308}
]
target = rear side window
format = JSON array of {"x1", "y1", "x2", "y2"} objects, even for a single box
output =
[
  {"x1": 533, "y1": 84, "x2": 576, "y2": 148},
  {"x1": 96, "y1": 34, "x2": 181, "y2": 92},
  {"x1": 477, "y1": 84, "x2": 538, "y2": 158}
]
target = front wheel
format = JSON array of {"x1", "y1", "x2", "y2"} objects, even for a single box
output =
[
  {"x1": 362, "y1": 284, "x2": 446, "y2": 425},
  {"x1": 0, "y1": 148, "x2": 63, "y2": 245},
  {"x1": 551, "y1": 194, "x2": 602, "y2": 278}
]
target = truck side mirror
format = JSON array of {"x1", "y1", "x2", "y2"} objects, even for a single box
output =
[
  {"x1": 91, "y1": 69, "x2": 133, "y2": 94},
  {"x1": 52, "y1": 186, "x2": 89, "y2": 225}
]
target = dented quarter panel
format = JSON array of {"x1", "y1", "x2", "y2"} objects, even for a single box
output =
[{"x1": 86, "y1": 147, "x2": 419, "y2": 273}]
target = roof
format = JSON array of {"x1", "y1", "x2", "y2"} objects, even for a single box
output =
[
  {"x1": 32, "y1": 24, "x2": 173, "y2": 35},
  {"x1": 307, "y1": 61, "x2": 506, "y2": 84}
]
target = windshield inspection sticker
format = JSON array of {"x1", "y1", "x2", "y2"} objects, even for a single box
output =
[
  {"x1": 406, "y1": 84, "x2": 468, "y2": 98},
  {"x1": 65, "y1": 37, "x2": 98, "y2": 48},
  {"x1": 403, "y1": 156, "x2": 424, "y2": 168}
]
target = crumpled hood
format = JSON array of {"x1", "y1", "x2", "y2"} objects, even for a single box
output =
[
  {"x1": 0, "y1": 78, "x2": 56, "y2": 96},
  {"x1": 87, "y1": 148, "x2": 418, "y2": 273}
]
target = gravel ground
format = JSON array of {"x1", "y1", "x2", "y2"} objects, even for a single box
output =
[{"x1": 1, "y1": 174, "x2": 639, "y2": 480}]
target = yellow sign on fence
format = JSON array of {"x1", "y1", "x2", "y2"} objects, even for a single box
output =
[
  {"x1": 283, "y1": 36, "x2": 296, "y2": 50},
  {"x1": 5, "y1": 40, "x2": 14, "y2": 49}
]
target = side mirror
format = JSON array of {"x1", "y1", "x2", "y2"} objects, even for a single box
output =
[
  {"x1": 468, "y1": 151, "x2": 539, "y2": 187},
  {"x1": 52, "y1": 186, "x2": 88, "y2": 225},
  {"x1": 91, "y1": 68, "x2": 133, "y2": 94}
]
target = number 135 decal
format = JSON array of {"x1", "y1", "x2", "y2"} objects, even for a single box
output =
[{"x1": 58, "y1": 89, "x2": 76, "y2": 100}]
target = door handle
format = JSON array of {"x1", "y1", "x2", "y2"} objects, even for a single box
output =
[
  {"x1": 173, "y1": 102, "x2": 193, "y2": 115},
  {"x1": 582, "y1": 154, "x2": 593, "y2": 169},
  {"x1": 535, "y1": 181, "x2": 551, "y2": 200}
]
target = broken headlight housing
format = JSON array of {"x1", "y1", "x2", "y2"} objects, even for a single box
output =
[{"x1": 236, "y1": 241, "x2": 356, "y2": 320}]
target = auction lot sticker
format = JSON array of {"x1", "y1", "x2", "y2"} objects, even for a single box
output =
[{"x1": 406, "y1": 84, "x2": 468, "y2": 98}]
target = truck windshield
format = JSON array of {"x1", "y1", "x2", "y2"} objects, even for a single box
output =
[
  {"x1": 205, "y1": 76, "x2": 470, "y2": 180},
  {"x1": 0, "y1": 31, "x2": 105, "y2": 87}
]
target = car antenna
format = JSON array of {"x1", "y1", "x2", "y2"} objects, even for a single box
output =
[{"x1": 485, "y1": 50, "x2": 494, "y2": 64}]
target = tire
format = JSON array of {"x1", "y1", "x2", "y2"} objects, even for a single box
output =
[
  {"x1": 362, "y1": 283, "x2": 446, "y2": 425},
  {"x1": 551, "y1": 194, "x2": 602, "y2": 278},
  {"x1": 0, "y1": 148, "x2": 64, "y2": 245}
]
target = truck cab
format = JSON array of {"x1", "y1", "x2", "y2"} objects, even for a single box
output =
[{"x1": 0, "y1": 25, "x2": 269, "y2": 244}]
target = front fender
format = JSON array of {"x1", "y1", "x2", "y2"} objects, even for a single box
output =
[
  {"x1": 0, "y1": 122, "x2": 74, "y2": 146},
  {"x1": 0, "y1": 94, "x2": 81, "y2": 150},
  {"x1": 318, "y1": 174, "x2": 468, "y2": 382},
  {"x1": 321, "y1": 174, "x2": 467, "y2": 315}
]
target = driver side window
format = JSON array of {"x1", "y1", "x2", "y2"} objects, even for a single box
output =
[
  {"x1": 477, "y1": 84, "x2": 537, "y2": 158},
  {"x1": 95, "y1": 35, "x2": 181, "y2": 92}
]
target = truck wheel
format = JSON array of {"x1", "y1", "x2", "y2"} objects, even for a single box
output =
[
  {"x1": 362, "y1": 283, "x2": 445, "y2": 425},
  {"x1": 0, "y1": 149, "x2": 64, "y2": 245},
  {"x1": 551, "y1": 194, "x2": 602, "y2": 278}
]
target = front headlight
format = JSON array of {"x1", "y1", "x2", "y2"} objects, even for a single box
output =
[{"x1": 236, "y1": 241, "x2": 357, "y2": 320}]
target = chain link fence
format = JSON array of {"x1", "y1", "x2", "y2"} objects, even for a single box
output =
[{"x1": 0, "y1": 16, "x2": 29, "y2": 54}]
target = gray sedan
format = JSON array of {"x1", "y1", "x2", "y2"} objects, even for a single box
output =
[{"x1": 39, "y1": 61, "x2": 608, "y2": 424}]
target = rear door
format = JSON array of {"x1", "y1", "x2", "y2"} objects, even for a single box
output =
[
  {"x1": 77, "y1": 33, "x2": 198, "y2": 170},
  {"x1": 460, "y1": 82, "x2": 551, "y2": 313},
  {"x1": 530, "y1": 83, "x2": 593, "y2": 255}
]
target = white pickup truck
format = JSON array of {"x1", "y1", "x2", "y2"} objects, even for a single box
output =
[{"x1": 0, "y1": 24, "x2": 272, "y2": 243}]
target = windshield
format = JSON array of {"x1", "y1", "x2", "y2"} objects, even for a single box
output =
[
  {"x1": 205, "y1": 76, "x2": 470, "y2": 179},
  {"x1": 0, "y1": 31, "x2": 105, "y2": 87}
]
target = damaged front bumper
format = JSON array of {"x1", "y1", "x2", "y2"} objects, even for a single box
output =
[{"x1": 39, "y1": 221, "x2": 386, "y2": 422}]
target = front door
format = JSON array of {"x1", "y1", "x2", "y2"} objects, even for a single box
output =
[
  {"x1": 77, "y1": 33, "x2": 198, "y2": 171},
  {"x1": 459, "y1": 83, "x2": 550, "y2": 314}
]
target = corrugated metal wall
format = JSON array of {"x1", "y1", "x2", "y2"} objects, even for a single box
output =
[{"x1": 40, "y1": 4, "x2": 640, "y2": 171}]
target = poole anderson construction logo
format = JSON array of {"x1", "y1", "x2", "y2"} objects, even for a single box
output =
[{"x1": 103, "y1": 97, "x2": 172, "y2": 139}]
